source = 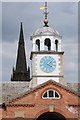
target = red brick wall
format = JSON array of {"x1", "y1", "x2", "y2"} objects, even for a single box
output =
[{"x1": 0, "y1": 109, "x2": 2, "y2": 119}]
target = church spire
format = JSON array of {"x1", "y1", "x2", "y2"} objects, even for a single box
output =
[
  {"x1": 11, "y1": 22, "x2": 30, "y2": 82},
  {"x1": 16, "y1": 22, "x2": 27, "y2": 72}
]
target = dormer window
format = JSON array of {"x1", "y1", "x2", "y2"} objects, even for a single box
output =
[{"x1": 42, "y1": 89, "x2": 61, "y2": 99}]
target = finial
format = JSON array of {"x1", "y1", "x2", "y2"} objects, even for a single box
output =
[
  {"x1": 40, "y1": 2, "x2": 49, "y2": 27},
  {"x1": 44, "y1": 2, "x2": 49, "y2": 27}
]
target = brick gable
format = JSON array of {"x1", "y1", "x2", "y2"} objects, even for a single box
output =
[{"x1": 1, "y1": 80, "x2": 79, "y2": 119}]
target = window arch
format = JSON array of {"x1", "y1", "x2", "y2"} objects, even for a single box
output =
[
  {"x1": 36, "y1": 39, "x2": 40, "y2": 51},
  {"x1": 44, "y1": 38, "x2": 51, "y2": 51},
  {"x1": 55, "y1": 39, "x2": 58, "y2": 51},
  {"x1": 42, "y1": 89, "x2": 61, "y2": 99}
]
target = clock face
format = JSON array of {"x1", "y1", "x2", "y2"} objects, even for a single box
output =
[{"x1": 40, "y1": 56, "x2": 56, "y2": 73}]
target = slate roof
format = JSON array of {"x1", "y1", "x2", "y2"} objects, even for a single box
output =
[
  {"x1": 0, "y1": 80, "x2": 79, "y2": 105},
  {"x1": 0, "y1": 82, "x2": 30, "y2": 104}
]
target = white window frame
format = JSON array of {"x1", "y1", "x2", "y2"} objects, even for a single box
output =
[{"x1": 42, "y1": 89, "x2": 61, "y2": 99}]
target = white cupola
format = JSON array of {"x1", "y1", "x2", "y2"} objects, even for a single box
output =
[{"x1": 30, "y1": 26, "x2": 62, "y2": 52}]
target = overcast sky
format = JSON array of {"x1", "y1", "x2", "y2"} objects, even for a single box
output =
[{"x1": 1, "y1": 2, "x2": 78, "y2": 83}]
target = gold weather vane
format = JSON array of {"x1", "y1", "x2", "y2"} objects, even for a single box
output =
[{"x1": 40, "y1": 2, "x2": 49, "y2": 27}]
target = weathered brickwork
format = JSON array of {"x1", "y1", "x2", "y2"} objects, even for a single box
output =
[{"x1": 1, "y1": 81, "x2": 80, "y2": 119}]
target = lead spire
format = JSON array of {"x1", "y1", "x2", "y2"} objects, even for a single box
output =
[{"x1": 11, "y1": 22, "x2": 30, "y2": 82}]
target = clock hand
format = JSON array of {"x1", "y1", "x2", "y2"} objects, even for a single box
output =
[
  {"x1": 47, "y1": 61, "x2": 56, "y2": 68},
  {"x1": 48, "y1": 64, "x2": 55, "y2": 68},
  {"x1": 48, "y1": 64, "x2": 52, "y2": 67},
  {"x1": 47, "y1": 59, "x2": 55, "y2": 66},
  {"x1": 47, "y1": 60, "x2": 53, "y2": 65}
]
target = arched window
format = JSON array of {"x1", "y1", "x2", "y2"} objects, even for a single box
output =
[
  {"x1": 36, "y1": 39, "x2": 40, "y2": 51},
  {"x1": 42, "y1": 89, "x2": 61, "y2": 99},
  {"x1": 55, "y1": 39, "x2": 58, "y2": 51},
  {"x1": 44, "y1": 38, "x2": 51, "y2": 51}
]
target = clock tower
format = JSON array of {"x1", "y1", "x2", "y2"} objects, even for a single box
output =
[{"x1": 30, "y1": 2, "x2": 64, "y2": 87}]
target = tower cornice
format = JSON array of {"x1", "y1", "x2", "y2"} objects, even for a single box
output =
[{"x1": 30, "y1": 51, "x2": 64, "y2": 60}]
